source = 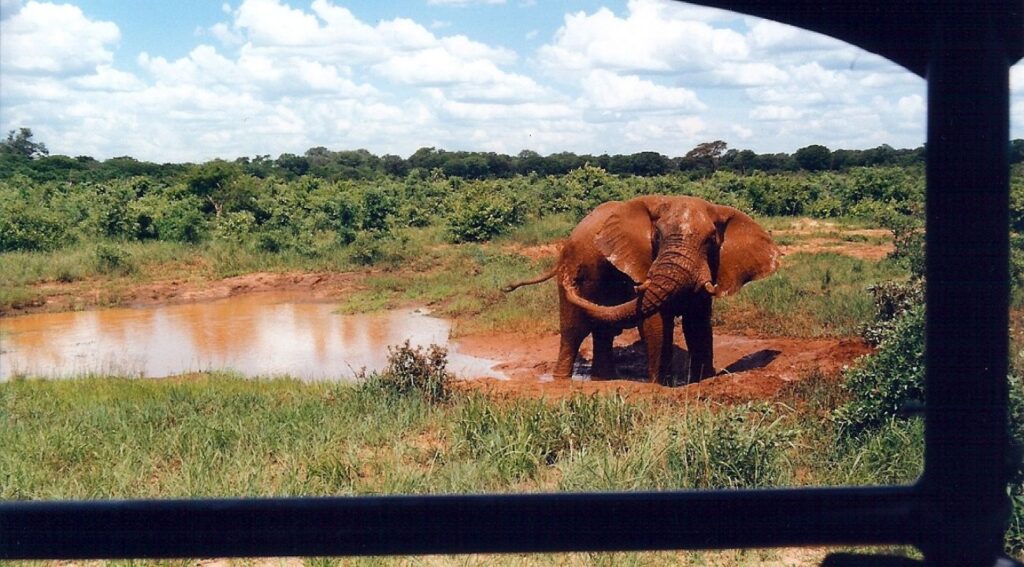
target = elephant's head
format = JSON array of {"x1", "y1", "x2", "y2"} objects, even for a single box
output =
[{"x1": 565, "y1": 195, "x2": 779, "y2": 323}]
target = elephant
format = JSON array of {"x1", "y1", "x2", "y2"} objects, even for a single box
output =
[{"x1": 502, "y1": 195, "x2": 779, "y2": 385}]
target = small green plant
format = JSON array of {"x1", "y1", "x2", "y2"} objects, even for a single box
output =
[
  {"x1": 347, "y1": 230, "x2": 410, "y2": 267},
  {"x1": 860, "y1": 278, "x2": 924, "y2": 346},
  {"x1": 92, "y1": 242, "x2": 135, "y2": 275},
  {"x1": 364, "y1": 341, "x2": 452, "y2": 404}
]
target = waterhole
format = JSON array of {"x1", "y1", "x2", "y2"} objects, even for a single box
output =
[{"x1": 0, "y1": 292, "x2": 503, "y2": 381}]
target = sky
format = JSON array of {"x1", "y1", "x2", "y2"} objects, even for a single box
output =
[{"x1": 1, "y1": 0, "x2": 1022, "y2": 163}]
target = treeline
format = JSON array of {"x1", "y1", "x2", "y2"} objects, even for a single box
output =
[{"x1": 0, "y1": 128, "x2": 945, "y2": 184}]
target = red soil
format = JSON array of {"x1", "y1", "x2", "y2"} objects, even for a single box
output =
[{"x1": 455, "y1": 328, "x2": 870, "y2": 403}]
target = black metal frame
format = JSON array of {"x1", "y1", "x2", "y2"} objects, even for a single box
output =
[{"x1": 2, "y1": 2, "x2": 1022, "y2": 564}]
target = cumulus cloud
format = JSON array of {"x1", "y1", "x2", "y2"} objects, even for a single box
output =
[
  {"x1": 0, "y1": 1, "x2": 119, "y2": 75},
  {"x1": 0, "y1": 0, "x2": 965, "y2": 161},
  {"x1": 579, "y1": 70, "x2": 705, "y2": 112},
  {"x1": 538, "y1": 2, "x2": 748, "y2": 76}
]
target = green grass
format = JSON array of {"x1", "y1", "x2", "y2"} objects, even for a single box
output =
[
  {"x1": 496, "y1": 213, "x2": 575, "y2": 246},
  {"x1": 336, "y1": 243, "x2": 560, "y2": 335},
  {"x1": 716, "y1": 252, "x2": 908, "y2": 337},
  {"x1": 0, "y1": 371, "x2": 930, "y2": 564},
  {"x1": 0, "y1": 372, "x2": 907, "y2": 501}
]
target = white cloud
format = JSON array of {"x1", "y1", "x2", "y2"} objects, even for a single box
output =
[
  {"x1": 0, "y1": 0, "x2": 958, "y2": 161},
  {"x1": 579, "y1": 70, "x2": 705, "y2": 112},
  {"x1": 731, "y1": 124, "x2": 753, "y2": 140},
  {"x1": 538, "y1": 2, "x2": 748, "y2": 76},
  {"x1": 0, "y1": 1, "x2": 119, "y2": 75},
  {"x1": 750, "y1": 105, "x2": 802, "y2": 121}
]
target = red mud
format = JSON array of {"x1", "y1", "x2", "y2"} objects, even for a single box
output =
[
  {"x1": 7, "y1": 271, "x2": 364, "y2": 316},
  {"x1": 455, "y1": 328, "x2": 870, "y2": 403}
]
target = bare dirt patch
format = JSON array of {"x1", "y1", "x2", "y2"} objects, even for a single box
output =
[
  {"x1": 504, "y1": 241, "x2": 562, "y2": 261},
  {"x1": 772, "y1": 219, "x2": 893, "y2": 261},
  {"x1": 6, "y1": 271, "x2": 366, "y2": 316},
  {"x1": 455, "y1": 328, "x2": 869, "y2": 404}
]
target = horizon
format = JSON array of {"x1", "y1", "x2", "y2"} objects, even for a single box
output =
[{"x1": 2, "y1": 0, "x2": 1022, "y2": 163}]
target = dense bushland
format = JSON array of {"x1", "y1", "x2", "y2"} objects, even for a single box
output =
[{"x1": 0, "y1": 163, "x2": 938, "y2": 257}]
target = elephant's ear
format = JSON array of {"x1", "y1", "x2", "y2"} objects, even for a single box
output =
[
  {"x1": 714, "y1": 206, "x2": 780, "y2": 297},
  {"x1": 594, "y1": 200, "x2": 655, "y2": 284}
]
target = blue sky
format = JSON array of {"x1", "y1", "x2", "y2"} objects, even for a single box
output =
[{"x1": 1, "y1": 0, "x2": 1020, "y2": 163}]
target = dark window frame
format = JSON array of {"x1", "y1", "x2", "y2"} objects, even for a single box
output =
[{"x1": 2, "y1": 1, "x2": 1023, "y2": 564}]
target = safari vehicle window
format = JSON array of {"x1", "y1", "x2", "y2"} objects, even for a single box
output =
[{"x1": 1, "y1": 0, "x2": 1022, "y2": 565}]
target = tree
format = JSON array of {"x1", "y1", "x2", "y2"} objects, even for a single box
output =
[
  {"x1": 275, "y1": 153, "x2": 309, "y2": 178},
  {"x1": 682, "y1": 140, "x2": 728, "y2": 174},
  {"x1": 185, "y1": 160, "x2": 243, "y2": 217},
  {"x1": 794, "y1": 144, "x2": 832, "y2": 171},
  {"x1": 1, "y1": 128, "x2": 49, "y2": 159}
]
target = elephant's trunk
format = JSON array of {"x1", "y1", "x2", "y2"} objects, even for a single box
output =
[{"x1": 565, "y1": 235, "x2": 712, "y2": 324}]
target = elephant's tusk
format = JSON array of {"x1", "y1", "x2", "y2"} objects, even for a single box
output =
[
  {"x1": 704, "y1": 281, "x2": 718, "y2": 295},
  {"x1": 634, "y1": 279, "x2": 651, "y2": 294}
]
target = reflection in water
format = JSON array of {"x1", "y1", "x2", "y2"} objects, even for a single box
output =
[{"x1": 0, "y1": 293, "x2": 502, "y2": 381}]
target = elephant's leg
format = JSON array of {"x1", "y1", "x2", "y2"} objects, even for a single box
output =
[
  {"x1": 553, "y1": 327, "x2": 586, "y2": 380},
  {"x1": 639, "y1": 312, "x2": 672, "y2": 384},
  {"x1": 554, "y1": 295, "x2": 588, "y2": 380},
  {"x1": 591, "y1": 329, "x2": 617, "y2": 379},
  {"x1": 682, "y1": 294, "x2": 715, "y2": 383}
]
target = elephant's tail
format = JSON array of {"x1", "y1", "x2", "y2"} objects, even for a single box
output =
[{"x1": 501, "y1": 268, "x2": 557, "y2": 293}]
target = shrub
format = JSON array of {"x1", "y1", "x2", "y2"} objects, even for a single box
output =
[
  {"x1": 447, "y1": 182, "x2": 525, "y2": 243},
  {"x1": 364, "y1": 341, "x2": 451, "y2": 404},
  {"x1": 860, "y1": 279, "x2": 925, "y2": 346},
  {"x1": 834, "y1": 304, "x2": 925, "y2": 439},
  {"x1": 152, "y1": 195, "x2": 207, "y2": 243},
  {"x1": 347, "y1": 231, "x2": 410, "y2": 267},
  {"x1": 0, "y1": 201, "x2": 71, "y2": 252},
  {"x1": 93, "y1": 242, "x2": 136, "y2": 275},
  {"x1": 877, "y1": 210, "x2": 925, "y2": 278},
  {"x1": 212, "y1": 210, "x2": 257, "y2": 245}
]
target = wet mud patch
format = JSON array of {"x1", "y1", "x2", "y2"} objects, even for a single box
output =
[{"x1": 454, "y1": 329, "x2": 870, "y2": 403}]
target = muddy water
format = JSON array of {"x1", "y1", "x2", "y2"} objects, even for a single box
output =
[{"x1": 0, "y1": 292, "x2": 502, "y2": 381}]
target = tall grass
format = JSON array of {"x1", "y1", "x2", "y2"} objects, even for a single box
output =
[
  {"x1": 716, "y1": 252, "x2": 907, "y2": 337},
  {"x1": 0, "y1": 367, "x2": 934, "y2": 563}
]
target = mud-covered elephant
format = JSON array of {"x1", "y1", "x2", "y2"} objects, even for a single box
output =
[{"x1": 503, "y1": 195, "x2": 779, "y2": 385}]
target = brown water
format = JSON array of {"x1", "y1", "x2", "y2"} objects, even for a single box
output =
[{"x1": 0, "y1": 292, "x2": 503, "y2": 381}]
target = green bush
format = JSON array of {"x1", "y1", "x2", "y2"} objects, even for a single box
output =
[
  {"x1": 152, "y1": 195, "x2": 207, "y2": 243},
  {"x1": 347, "y1": 230, "x2": 411, "y2": 267},
  {"x1": 877, "y1": 209, "x2": 925, "y2": 277},
  {"x1": 362, "y1": 341, "x2": 451, "y2": 405},
  {"x1": 212, "y1": 210, "x2": 257, "y2": 245},
  {"x1": 93, "y1": 242, "x2": 136, "y2": 275},
  {"x1": 447, "y1": 182, "x2": 526, "y2": 243},
  {"x1": 84, "y1": 182, "x2": 137, "y2": 240},
  {"x1": 860, "y1": 279, "x2": 924, "y2": 346},
  {"x1": 834, "y1": 304, "x2": 924, "y2": 439},
  {"x1": 0, "y1": 201, "x2": 72, "y2": 252}
]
